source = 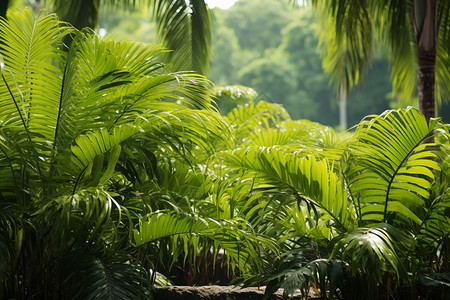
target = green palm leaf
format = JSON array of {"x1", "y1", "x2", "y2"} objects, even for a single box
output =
[
  {"x1": 0, "y1": 9, "x2": 72, "y2": 183},
  {"x1": 266, "y1": 256, "x2": 343, "y2": 300},
  {"x1": 417, "y1": 188, "x2": 450, "y2": 247},
  {"x1": 66, "y1": 252, "x2": 149, "y2": 300},
  {"x1": 330, "y1": 224, "x2": 412, "y2": 279},
  {"x1": 222, "y1": 146, "x2": 357, "y2": 233},
  {"x1": 54, "y1": 29, "x2": 217, "y2": 153},
  {"x1": 0, "y1": 9, "x2": 70, "y2": 132},
  {"x1": 150, "y1": 0, "x2": 212, "y2": 74},
  {"x1": 0, "y1": 9, "x2": 70, "y2": 139},
  {"x1": 133, "y1": 211, "x2": 275, "y2": 273},
  {"x1": 226, "y1": 100, "x2": 290, "y2": 146},
  {"x1": 348, "y1": 108, "x2": 444, "y2": 225}
]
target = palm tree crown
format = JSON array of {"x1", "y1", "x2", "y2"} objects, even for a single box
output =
[{"x1": 310, "y1": 0, "x2": 450, "y2": 121}]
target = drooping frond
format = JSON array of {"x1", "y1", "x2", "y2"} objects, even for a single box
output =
[
  {"x1": 65, "y1": 252, "x2": 149, "y2": 300},
  {"x1": 0, "y1": 9, "x2": 71, "y2": 150},
  {"x1": 314, "y1": 0, "x2": 450, "y2": 107},
  {"x1": 377, "y1": 1, "x2": 417, "y2": 104},
  {"x1": 150, "y1": 0, "x2": 212, "y2": 74},
  {"x1": 436, "y1": 0, "x2": 450, "y2": 104},
  {"x1": 313, "y1": 0, "x2": 374, "y2": 97},
  {"x1": 221, "y1": 146, "x2": 357, "y2": 233},
  {"x1": 52, "y1": 0, "x2": 100, "y2": 30},
  {"x1": 133, "y1": 211, "x2": 276, "y2": 273}
]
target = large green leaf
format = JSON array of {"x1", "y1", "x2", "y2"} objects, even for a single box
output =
[
  {"x1": 347, "y1": 108, "x2": 444, "y2": 225},
  {"x1": 133, "y1": 211, "x2": 276, "y2": 273},
  {"x1": 66, "y1": 252, "x2": 149, "y2": 300},
  {"x1": 0, "y1": 9, "x2": 70, "y2": 140},
  {"x1": 221, "y1": 146, "x2": 357, "y2": 233},
  {"x1": 150, "y1": 0, "x2": 212, "y2": 74},
  {"x1": 330, "y1": 224, "x2": 413, "y2": 279}
]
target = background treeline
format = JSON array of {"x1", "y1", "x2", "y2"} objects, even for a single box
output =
[
  {"x1": 207, "y1": 0, "x2": 450, "y2": 126},
  {"x1": 96, "y1": 0, "x2": 449, "y2": 127},
  {"x1": 208, "y1": 0, "x2": 397, "y2": 127},
  {"x1": 5, "y1": 0, "x2": 450, "y2": 126}
]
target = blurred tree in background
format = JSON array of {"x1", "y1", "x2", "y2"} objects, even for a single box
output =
[
  {"x1": 2, "y1": 0, "x2": 447, "y2": 125},
  {"x1": 223, "y1": 0, "x2": 293, "y2": 55},
  {"x1": 208, "y1": 1, "x2": 394, "y2": 128},
  {"x1": 310, "y1": 0, "x2": 450, "y2": 124}
]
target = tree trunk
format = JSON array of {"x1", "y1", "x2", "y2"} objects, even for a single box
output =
[
  {"x1": 55, "y1": 0, "x2": 100, "y2": 48},
  {"x1": 338, "y1": 89, "x2": 347, "y2": 131},
  {"x1": 55, "y1": 0, "x2": 100, "y2": 31},
  {"x1": 414, "y1": 0, "x2": 438, "y2": 122}
]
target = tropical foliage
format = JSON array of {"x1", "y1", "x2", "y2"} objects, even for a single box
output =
[
  {"x1": 207, "y1": 86, "x2": 450, "y2": 298},
  {"x1": 0, "y1": 0, "x2": 212, "y2": 75},
  {"x1": 49, "y1": 0, "x2": 212, "y2": 74},
  {"x1": 253, "y1": 107, "x2": 450, "y2": 299},
  {"x1": 1, "y1": 7, "x2": 449, "y2": 300},
  {"x1": 0, "y1": 9, "x2": 267, "y2": 298}
]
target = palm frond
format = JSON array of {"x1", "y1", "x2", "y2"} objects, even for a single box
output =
[
  {"x1": 65, "y1": 252, "x2": 150, "y2": 300},
  {"x1": 241, "y1": 120, "x2": 347, "y2": 162},
  {"x1": 348, "y1": 108, "x2": 445, "y2": 225},
  {"x1": 211, "y1": 85, "x2": 258, "y2": 114},
  {"x1": 133, "y1": 211, "x2": 276, "y2": 273},
  {"x1": 227, "y1": 100, "x2": 290, "y2": 128},
  {"x1": 0, "y1": 8, "x2": 72, "y2": 201},
  {"x1": 221, "y1": 146, "x2": 357, "y2": 233},
  {"x1": 55, "y1": 31, "x2": 219, "y2": 153},
  {"x1": 226, "y1": 100, "x2": 290, "y2": 146},
  {"x1": 331, "y1": 224, "x2": 412, "y2": 280},
  {"x1": 313, "y1": 0, "x2": 374, "y2": 97},
  {"x1": 52, "y1": 0, "x2": 100, "y2": 30},
  {"x1": 376, "y1": 1, "x2": 417, "y2": 104},
  {"x1": 0, "y1": 9, "x2": 71, "y2": 154},
  {"x1": 0, "y1": 206, "x2": 21, "y2": 293},
  {"x1": 436, "y1": 35, "x2": 450, "y2": 105},
  {"x1": 35, "y1": 187, "x2": 126, "y2": 246},
  {"x1": 51, "y1": 0, "x2": 213, "y2": 74},
  {"x1": 417, "y1": 188, "x2": 450, "y2": 248},
  {"x1": 434, "y1": 0, "x2": 450, "y2": 105},
  {"x1": 265, "y1": 245, "x2": 343, "y2": 300},
  {"x1": 151, "y1": 0, "x2": 212, "y2": 74}
]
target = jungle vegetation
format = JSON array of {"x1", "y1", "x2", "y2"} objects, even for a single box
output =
[{"x1": 0, "y1": 3, "x2": 449, "y2": 300}]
